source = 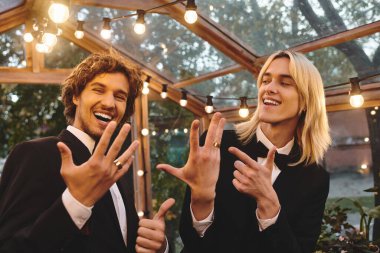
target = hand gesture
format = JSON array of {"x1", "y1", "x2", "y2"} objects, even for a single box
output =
[
  {"x1": 57, "y1": 121, "x2": 139, "y2": 207},
  {"x1": 228, "y1": 146, "x2": 280, "y2": 218},
  {"x1": 136, "y1": 198, "x2": 175, "y2": 253},
  {"x1": 157, "y1": 113, "x2": 225, "y2": 219}
]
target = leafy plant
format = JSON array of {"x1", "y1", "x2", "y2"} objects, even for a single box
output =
[{"x1": 316, "y1": 198, "x2": 380, "y2": 252}]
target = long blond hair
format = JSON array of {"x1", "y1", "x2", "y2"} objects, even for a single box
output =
[{"x1": 235, "y1": 50, "x2": 331, "y2": 165}]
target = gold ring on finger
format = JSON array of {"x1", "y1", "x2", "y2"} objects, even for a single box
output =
[
  {"x1": 113, "y1": 159, "x2": 124, "y2": 170},
  {"x1": 213, "y1": 141, "x2": 221, "y2": 148}
]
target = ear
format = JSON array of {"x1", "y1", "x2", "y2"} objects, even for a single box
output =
[{"x1": 72, "y1": 95, "x2": 79, "y2": 106}]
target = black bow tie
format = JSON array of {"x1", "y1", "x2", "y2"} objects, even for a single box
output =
[{"x1": 253, "y1": 141, "x2": 290, "y2": 170}]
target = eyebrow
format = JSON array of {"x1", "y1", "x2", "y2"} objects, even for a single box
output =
[{"x1": 263, "y1": 73, "x2": 294, "y2": 80}]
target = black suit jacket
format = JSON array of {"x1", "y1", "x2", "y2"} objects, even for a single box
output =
[
  {"x1": 180, "y1": 130, "x2": 329, "y2": 253},
  {"x1": 0, "y1": 130, "x2": 139, "y2": 253}
]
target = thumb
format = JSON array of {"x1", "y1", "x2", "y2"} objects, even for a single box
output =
[
  {"x1": 153, "y1": 198, "x2": 175, "y2": 221},
  {"x1": 156, "y1": 164, "x2": 184, "y2": 182},
  {"x1": 57, "y1": 142, "x2": 74, "y2": 169},
  {"x1": 264, "y1": 146, "x2": 277, "y2": 173}
]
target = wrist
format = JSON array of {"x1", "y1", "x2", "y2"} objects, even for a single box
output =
[
  {"x1": 257, "y1": 191, "x2": 280, "y2": 219},
  {"x1": 190, "y1": 188, "x2": 215, "y2": 204}
]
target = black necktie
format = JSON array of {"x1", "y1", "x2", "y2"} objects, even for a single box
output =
[{"x1": 253, "y1": 141, "x2": 289, "y2": 170}]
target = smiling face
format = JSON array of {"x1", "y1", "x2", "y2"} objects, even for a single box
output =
[
  {"x1": 72, "y1": 72, "x2": 129, "y2": 139},
  {"x1": 258, "y1": 57, "x2": 301, "y2": 130}
]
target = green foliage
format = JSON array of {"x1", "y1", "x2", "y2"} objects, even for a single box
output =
[
  {"x1": 316, "y1": 199, "x2": 380, "y2": 253},
  {"x1": 149, "y1": 98, "x2": 194, "y2": 252}
]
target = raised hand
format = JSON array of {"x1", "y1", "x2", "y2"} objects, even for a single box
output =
[
  {"x1": 157, "y1": 112, "x2": 225, "y2": 219},
  {"x1": 228, "y1": 146, "x2": 280, "y2": 219},
  {"x1": 136, "y1": 198, "x2": 175, "y2": 253},
  {"x1": 57, "y1": 121, "x2": 139, "y2": 207}
]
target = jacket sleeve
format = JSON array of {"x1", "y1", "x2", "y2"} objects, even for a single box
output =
[
  {"x1": 0, "y1": 141, "x2": 83, "y2": 253},
  {"x1": 259, "y1": 168, "x2": 330, "y2": 253}
]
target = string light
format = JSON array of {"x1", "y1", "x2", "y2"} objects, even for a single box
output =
[
  {"x1": 141, "y1": 128, "x2": 149, "y2": 136},
  {"x1": 160, "y1": 84, "x2": 168, "y2": 99},
  {"x1": 41, "y1": 22, "x2": 58, "y2": 47},
  {"x1": 239, "y1": 97, "x2": 249, "y2": 118},
  {"x1": 152, "y1": 130, "x2": 157, "y2": 136},
  {"x1": 23, "y1": 32, "x2": 34, "y2": 43},
  {"x1": 48, "y1": 0, "x2": 70, "y2": 24},
  {"x1": 137, "y1": 211, "x2": 144, "y2": 217},
  {"x1": 349, "y1": 77, "x2": 364, "y2": 108},
  {"x1": 100, "y1": 18, "x2": 112, "y2": 40},
  {"x1": 142, "y1": 76, "x2": 151, "y2": 95},
  {"x1": 137, "y1": 170, "x2": 145, "y2": 176},
  {"x1": 205, "y1": 95, "x2": 214, "y2": 114},
  {"x1": 134, "y1": 10, "x2": 146, "y2": 35},
  {"x1": 74, "y1": 21, "x2": 85, "y2": 39},
  {"x1": 180, "y1": 91, "x2": 188, "y2": 107},
  {"x1": 185, "y1": 0, "x2": 198, "y2": 24}
]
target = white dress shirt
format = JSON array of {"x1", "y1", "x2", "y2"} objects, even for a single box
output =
[{"x1": 192, "y1": 125, "x2": 294, "y2": 236}]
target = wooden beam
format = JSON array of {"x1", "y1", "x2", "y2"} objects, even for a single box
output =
[
  {"x1": 72, "y1": 0, "x2": 160, "y2": 11},
  {"x1": 173, "y1": 64, "x2": 244, "y2": 89},
  {"x1": 257, "y1": 20, "x2": 380, "y2": 64},
  {"x1": 0, "y1": 68, "x2": 71, "y2": 84},
  {"x1": 0, "y1": 1, "x2": 30, "y2": 33}
]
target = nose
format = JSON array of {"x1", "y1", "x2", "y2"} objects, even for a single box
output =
[
  {"x1": 264, "y1": 80, "x2": 278, "y2": 94},
  {"x1": 100, "y1": 92, "x2": 116, "y2": 109}
]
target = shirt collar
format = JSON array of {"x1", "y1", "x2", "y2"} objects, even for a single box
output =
[
  {"x1": 256, "y1": 124, "x2": 294, "y2": 155},
  {"x1": 67, "y1": 125, "x2": 96, "y2": 154}
]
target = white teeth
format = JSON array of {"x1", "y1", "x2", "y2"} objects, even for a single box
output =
[
  {"x1": 263, "y1": 99, "x2": 280, "y2": 106},
  {"x1": 94, "y1": 112, "x2": 112, "y2": 120}
]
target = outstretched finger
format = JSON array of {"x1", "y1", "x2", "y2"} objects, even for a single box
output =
[
  {"x1": 107, "y1": 123, "x2": 131, "y2": 162},
  {"x1": 156, "y1": 164, "x2": 185, "y2": 183},
  {"x1": 113, "y1": 140, "x2": 139, "y2": 172},
  {"x1": 153, "y1": 198, "x2": 175, "y2": 221},
  {"x1": 189, "y1": 120, "x2": 200, "y2": 155},
  {"x1": 213, "y1": 117, "x2": 226, "y2": 149},
  {"x1": 264, "y1": 146, "x2": 276, "y2": 173},
  {"x1": 228, "y1": 146, "x2": 257, "y2": 168},
  {"x1": 204, "y1": 112, "x2": 222, "y2": 148},
  {"x1": 57, "y1": 142, "x2": 74, "y2": 170},
  {"x1": 93, "y1": 121, "x2": 117, "y2": 157}
]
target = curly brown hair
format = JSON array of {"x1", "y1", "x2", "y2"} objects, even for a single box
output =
[{"x1": 61, "y1": 50, "x2": 142, "y2": 125}]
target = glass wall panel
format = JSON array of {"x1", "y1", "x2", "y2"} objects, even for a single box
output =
[{"x1": 149, "y1": 91, "x2": 195, "y2": 252}]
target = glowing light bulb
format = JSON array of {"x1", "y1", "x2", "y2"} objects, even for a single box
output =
[
  {"x1": 205, "y1": 105, "x2": 214, "y2": 114},
  {"x1": 349, "y1": 94, "x2": 364, "y2": 108},
  {"x1": 137, "y1": 170, "x2": 144, "y2": 176},
  {"x1": 184, "y1": 10, "x2": 198, "y2": 24},
  {"x1": 142, "y1": 82, "x2": 149, "y2": 95},
  {"x1": 48, "y1": 3, "x2": 69, "y2": 24},
  {"x1": 160, "y1": 92, "x2": 167, "y2": 99},
  {"x1": 23, "y1": 33, "x2": 34, "y2": 42},
  {"x1": 180, "y1": 99, "x2": 187, "y2": 107},
  {"x1": 134, "y1": 23, "x2": 146, "y2": 35},
  {"x1": 74, "y1": 30, "x2": 84, "y2": 39},
  {"x1": 137, "y1": 211, "x2": 144, "y2": 217},
  {"x1": 239, "y1": 108, "x2": 249, "y2": 118},
  {"x1": 100, "y1": 29, "x2": 111, "y2": 40},
  {"x1": 42, "y1": 33, "x2": 58, "y2": 47},
  {"x1": 141, "y1": 128, "x2": 149, "y2": 136}
]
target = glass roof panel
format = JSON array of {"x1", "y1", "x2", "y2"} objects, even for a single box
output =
[
  {"x1": 45, "y1": 37, "x2": 90, "y2": 68},
  {"x1": 198, "y1": 0, "x2": 380, "y2": 55},
  {"x1": 71, "y1": 6, "x2": 235, "y2": 82},
  {"x1": 306, "y1": 32, "x2": 380, "y2": 87},
  {"x1": 0, "y1": 25, "x2": 25, "y2": 67},
  {"x1": 185, "y1": 70, "x2": 257, "y2": 108},
  {"x1": 0, "y1": 0, "x2": 24, "y2": 14}
]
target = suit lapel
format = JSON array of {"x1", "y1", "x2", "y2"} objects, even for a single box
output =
[
  {"x1": 117, "y1": 172, "x2": 138, "y2": 252},
  {"x1": 58, "y1": 130, "x2": 91, "y2": 165}
]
